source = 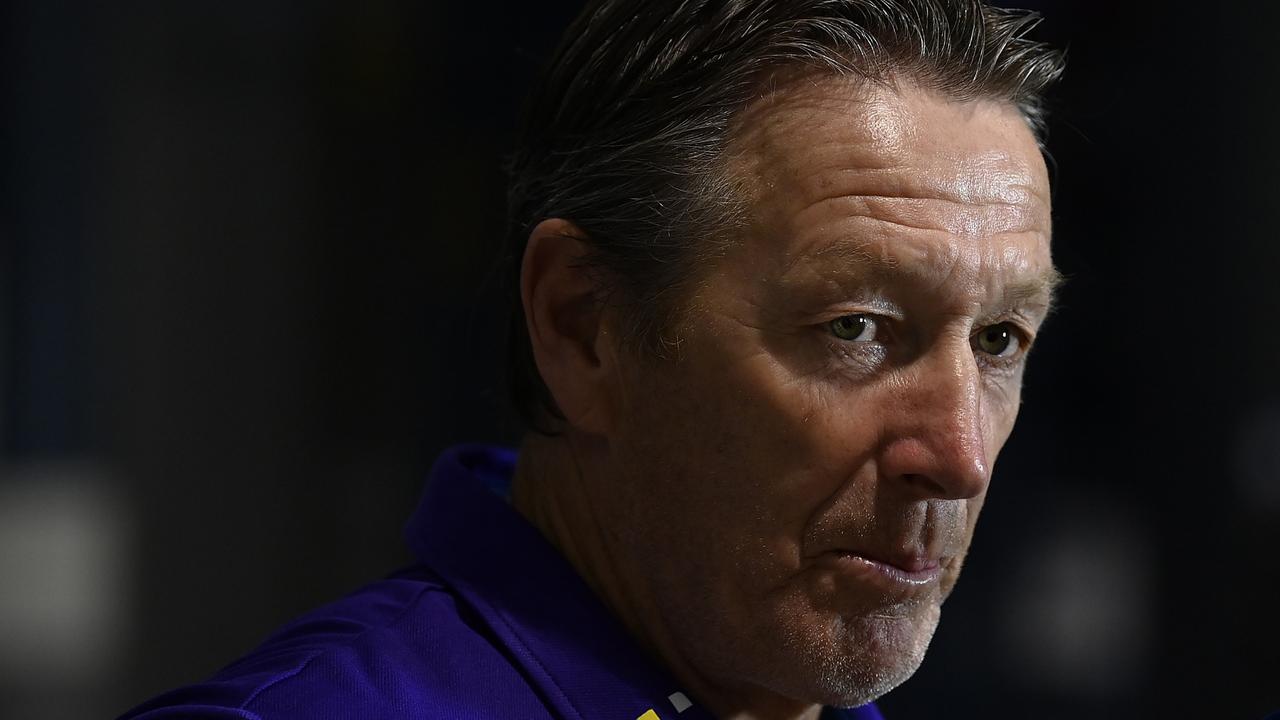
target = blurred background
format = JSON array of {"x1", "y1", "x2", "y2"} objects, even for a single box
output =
[{"x1": 2, "y1": 1, "x2": 1278, "y2": 718}]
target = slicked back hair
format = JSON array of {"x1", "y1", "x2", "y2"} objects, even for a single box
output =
[{"x1": 505, "y1": 0, "x2": 1064, "y2": 431}]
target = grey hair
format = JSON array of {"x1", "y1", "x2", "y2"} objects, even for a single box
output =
[{"x1": 505, "y1": 0, "x2": 1065, "y2": 431}]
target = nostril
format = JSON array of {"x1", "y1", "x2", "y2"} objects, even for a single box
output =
[{"x1": 901, "y1": 472, "x2": 949, "y2": 497}]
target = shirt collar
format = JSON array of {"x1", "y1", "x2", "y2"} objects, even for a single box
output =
[{"x1": 406, "y1": 445, "x2": 883, "y2": 720}]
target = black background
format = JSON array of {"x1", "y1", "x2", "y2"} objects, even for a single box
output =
[{"x1": 3, "y1": 1, "x2": 1278, "y2": 718}]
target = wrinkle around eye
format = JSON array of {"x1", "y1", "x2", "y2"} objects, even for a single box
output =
[
  {"x1": 822, "y1": 333, "x2": 889, "y2": 379},
  {"x1": 973, "y1": 344, "x2": 1032, "y2": 389},
  {"x1": 979, "y1": 364, "x2": 1025, "y2": 406}
]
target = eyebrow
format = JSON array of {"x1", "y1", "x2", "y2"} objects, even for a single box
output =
[
  {"x1": 1003, "y1": 266, "x2": 1064, "y2": 316},
  {"x1": 785, "y1": 242, "x2": 1063, "y2": 317}
]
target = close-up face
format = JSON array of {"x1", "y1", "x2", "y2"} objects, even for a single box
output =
[{"x1": 596, "y1": 77, "x2": 1055, "y2": 709}]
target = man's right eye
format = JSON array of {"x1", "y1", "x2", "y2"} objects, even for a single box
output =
[{"x1": 829, "y1": 314, "x2": 877, "y2": 342}]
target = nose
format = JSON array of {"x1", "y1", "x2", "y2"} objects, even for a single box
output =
[{"x1": 877, "y1": 339, "x2": 990, "y2": 501}]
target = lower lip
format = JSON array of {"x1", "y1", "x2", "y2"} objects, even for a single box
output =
[{"x1": 822, "y1": 553, "x2": 943, "y2": 598}]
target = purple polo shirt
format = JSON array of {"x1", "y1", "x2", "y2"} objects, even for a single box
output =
[{"x1": 118, "y1": 445, "x2": 884, "y2": 720}]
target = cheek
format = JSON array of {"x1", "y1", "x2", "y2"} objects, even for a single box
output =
[
  {"x1": 613, "y1": 353, "x2": 874, "y2": 570},
  {"x1": 610, "y1": 360, "x2": 769, "y2": 525},
  {"x1": 983, "y1": 379, "x2": 1024, "y2": 456},
  {"x1": 703, "y1": 363, "x2": 896, "y2": 573},
  {"x1": 938, "y1": 492, "x2": 988, "y2": 599},
  {"x1": 723, "y1": 357, "x2": 884, "y2": 488}
]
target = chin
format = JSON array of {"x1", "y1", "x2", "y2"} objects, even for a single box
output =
[{"x1": 767, "y1": 604, "x2": 942, "y2": 708}]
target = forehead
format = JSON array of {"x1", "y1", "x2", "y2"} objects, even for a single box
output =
[
  {"x1": 729, "y1": 76, "x2": 1049, "y2": 216},
  {"x1": 719, "y1": 75, "x2": 1054, "y2": 307}
]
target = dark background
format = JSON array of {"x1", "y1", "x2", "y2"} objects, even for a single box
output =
[{"x1": 3, "y1": 2, "x2": 1278, "y2": 718}]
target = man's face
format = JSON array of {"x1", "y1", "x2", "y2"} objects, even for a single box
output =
[{"x1": 597, "y1": 78, "x2": 1055, "y2": 708}]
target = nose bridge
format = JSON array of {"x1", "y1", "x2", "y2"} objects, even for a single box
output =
[
  {"x1": 938, "y1": 337, "x2": 986, "y2": 458},
  {"x1": 886, "y1": 335, "x2": 990, "y2": 500}
]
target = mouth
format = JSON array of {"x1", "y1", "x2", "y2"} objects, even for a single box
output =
[{"x1": 818, "y1": 550, "x2": 944, "y2": 600}]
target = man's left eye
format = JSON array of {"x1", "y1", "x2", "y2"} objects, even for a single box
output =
[
  {"x1": 829, "y1": 314, "x2": 877, "y2": 342},
  {"x1": 973, "y1": 323, "x2": 1022, "y2": 358}
]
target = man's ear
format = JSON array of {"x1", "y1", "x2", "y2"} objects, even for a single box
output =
[{"x1": 520, "y1": 218, "x2": 619, "y2": 436}]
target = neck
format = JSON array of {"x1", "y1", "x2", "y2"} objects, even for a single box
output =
[{"x1": 510, "y1": 433, "x2": 824, "y2": 720}]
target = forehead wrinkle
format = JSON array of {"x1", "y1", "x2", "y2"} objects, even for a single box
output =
[
  {"x1": 797, "y1": 193, "x2": 1043, "y2": 240},
  {"x1": 936, "y1": 151, "x2": 1048, "y2": 207},
  {"x1": 729, "y1": 83, "x2": 1044, "y2": 210},
  {"x1": 727, "y1": 81, "x2": 911, "y2": 216},
  {"x1": 724, "y1": 78, "x2": 1053, "y2": 318},
  {"x1": 776, "y1": 226, "x2": 1053, "y2": 318},
  {"x1": 731, "y1": 122, "x2": 1049, "y2": 245},
  {"x1": 775, "y1": 190, "x2": 1048, "y2": 278},
  {"x1": 794, "y1": 149, "x2": 1045, "y2": 208}
]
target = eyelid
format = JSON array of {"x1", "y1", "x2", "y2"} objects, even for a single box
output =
[
  {"x1": 976, "y1": 314, "x2": 1037, "y2": 345},
  {"x1": 818, "y1": 305, "x2": 903, "y2": 330},
  {"x1": 851, "y1": 299, "x2": 902, "y2": 320}
]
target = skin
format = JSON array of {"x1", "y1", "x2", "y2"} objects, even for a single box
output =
[{"x1": 514, "y1": 76, "x2": 1056, "y2": 720}]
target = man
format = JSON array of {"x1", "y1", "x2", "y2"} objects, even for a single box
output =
[{"x1": 120, "y1": 1, "x2": 1063, "y2": 718}]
